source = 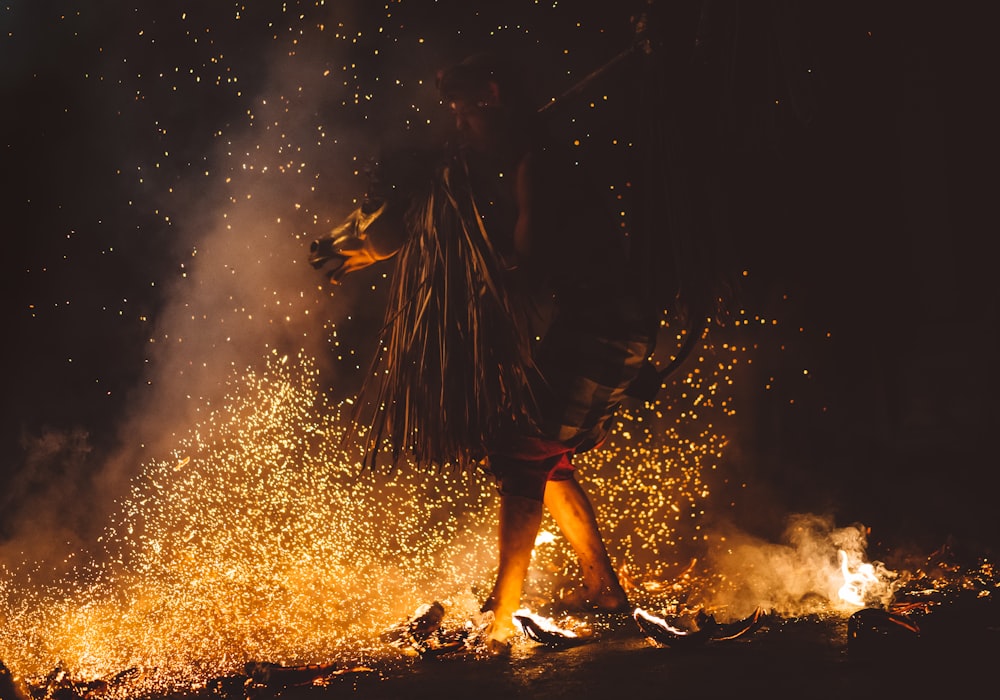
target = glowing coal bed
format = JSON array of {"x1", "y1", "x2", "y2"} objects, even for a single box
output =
[{"x1": 2, "y1": 350, "x2": 997, "y2": 700}]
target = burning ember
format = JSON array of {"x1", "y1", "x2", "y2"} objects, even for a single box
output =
[
  {"x1": 0, "y1": 322, "x2": 746, "y2": 697},
  {"x1": 512, "y1": 609, "x2": 594, "y2": 647},
  {"x1": 2, "y1": 343, "x2": 971, "y2": 698},
  {"x1": 2, "y1": 343, "x2": 986, "y2": 699},
  {"x1": 633, "y1": 606, "x2": 765, "y2": 648}
]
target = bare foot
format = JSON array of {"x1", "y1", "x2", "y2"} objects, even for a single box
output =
[{"x1": 480, "y1": 601, "x2": 519, "y2": 644}]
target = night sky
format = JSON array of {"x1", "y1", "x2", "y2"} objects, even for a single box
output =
[{"x1": 2, "y1": 1, "x2": 996, "y2": 556}]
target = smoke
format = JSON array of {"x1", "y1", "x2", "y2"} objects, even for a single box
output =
[
  {"x1": 0, "y1": 429, "x2": 96, "y2": 565},
  {"x1": 0, "y1": 3, "x2": 497, "y2": 687},
  {"x1": 0, "y1": 0, "x2": 397, "y2": 582},
  {"x1": 119, "y1": 60, "x2": 355, "y2": 453},
  {"x1": 698, "y1": 512, "x2": 898, "y2": 618},
  {"x1": 89, "y1": 4, "x2": 411, "y2": 535}
]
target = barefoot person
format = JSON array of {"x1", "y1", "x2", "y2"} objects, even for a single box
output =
[{"x1": 311, "y1": 52, "x2": 658, "y2": 643}]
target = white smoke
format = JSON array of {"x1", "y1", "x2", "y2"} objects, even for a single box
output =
[{"x1": 700, "y1": 513, "x2": 899, "y2": 617}]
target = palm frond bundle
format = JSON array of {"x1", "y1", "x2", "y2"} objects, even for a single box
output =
[{"x1": 355, "y1": 155, "x2": 537, "y2": 472}]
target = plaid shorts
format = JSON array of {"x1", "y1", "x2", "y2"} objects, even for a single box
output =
[
  {"x1": 487, "y1": 300, "x2": 655, "y2": 499},
  {"x1": 533, "y1": 309, "x2": 654, "y2": 449}
]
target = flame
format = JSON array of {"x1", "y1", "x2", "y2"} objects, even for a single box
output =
[
  {"x1": 512, "y1": 608, "x2": 579, "y2": 638},
  {"x1": 533, "y1": 531, "x2": 557, "y2": 547},
  {"x1": 837, "y1": 549, "x2": 893, "y2": 609}
]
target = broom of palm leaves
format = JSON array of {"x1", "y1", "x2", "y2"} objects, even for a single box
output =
[{"x1": 353, "y1": 154, "x2": 539, "y2": 473}]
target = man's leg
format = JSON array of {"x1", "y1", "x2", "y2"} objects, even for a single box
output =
[
  {"x1": 482, "y1": 492, "x2": 544, "y2": 641},
  {"x1": 544, "y1": 476, "x2": 629, "y2": 611}
]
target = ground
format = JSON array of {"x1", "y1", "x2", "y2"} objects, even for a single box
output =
[
  {"x1": 206, "y1": 593, "x2": 997, "y2": 699},
  {"x1": 199, "y1": 613, "x2": 996, "y2": 699}
]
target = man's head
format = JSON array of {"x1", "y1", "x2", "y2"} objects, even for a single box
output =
[{"x1": 436, "y1": 53, "x2": 534, "y2": 155}]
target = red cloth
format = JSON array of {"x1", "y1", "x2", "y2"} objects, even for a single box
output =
[{"x1": 487, "y1": 434, "x2": 586, "y2": 500}]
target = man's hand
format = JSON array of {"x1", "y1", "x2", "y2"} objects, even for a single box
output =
[
  {"x1": 309, "y1": 201, "x2": 388, "y2": 284},
  {"x1": 310, "y1": 236, "x2": 379, "y2": 285}
]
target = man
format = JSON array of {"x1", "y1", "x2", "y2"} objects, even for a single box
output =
[{"x1": 311, "y1": 53, "x2": 658, "y2": 644}]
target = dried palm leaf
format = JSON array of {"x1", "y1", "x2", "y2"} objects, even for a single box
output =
[{"x1": 352, "y1": 154, "x2": 538, "y2": 472}]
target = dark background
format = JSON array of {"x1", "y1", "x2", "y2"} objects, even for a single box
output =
[{"x1": 1, "y1": 1, "x2": 996, "y2": 556}]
